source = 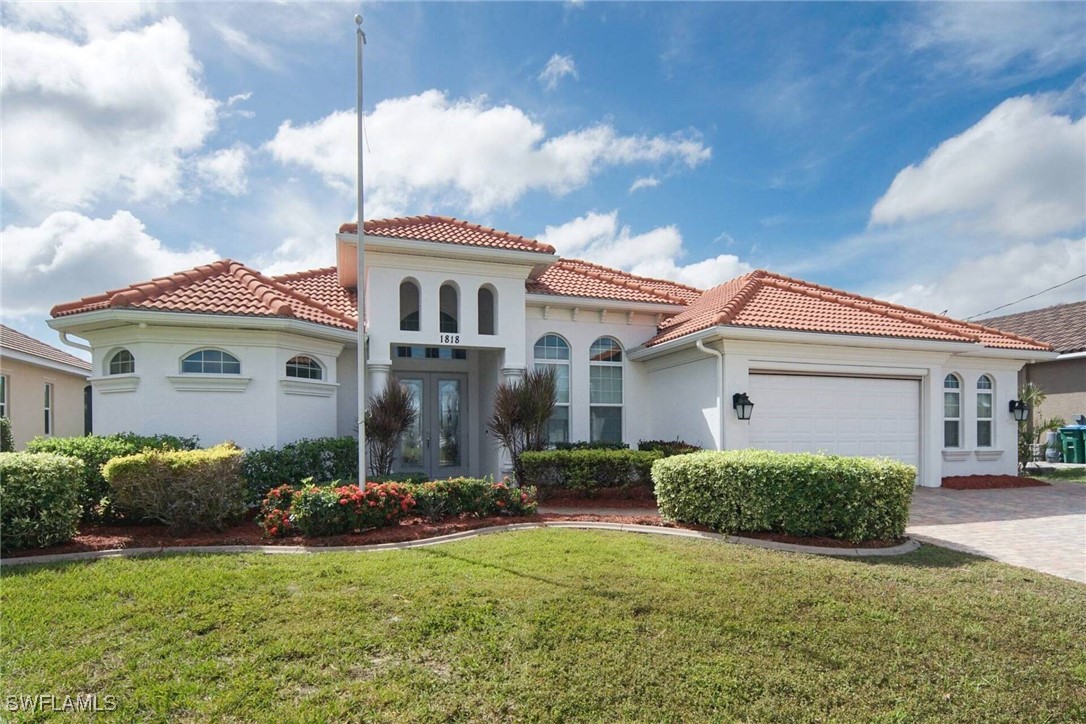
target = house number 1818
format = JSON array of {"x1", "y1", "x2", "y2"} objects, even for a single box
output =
[{"x1": 439, "y1": 333, "x2": 461, "y2": 345}]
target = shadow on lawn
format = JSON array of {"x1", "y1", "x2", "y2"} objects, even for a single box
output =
[
  {"x1": 416, "y1": 547, "x2": 626, "y2": 600},
  {"x1": 854, "y1": 543, "x2": 988, "y2": 570}
]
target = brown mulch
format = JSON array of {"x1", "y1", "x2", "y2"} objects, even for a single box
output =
[
  {"x1": 537, "y1": 485, "x2": 657, "y2": 508},
  {"x1": 941, "y1": 475, "x2": 1051, "y2": 490}
]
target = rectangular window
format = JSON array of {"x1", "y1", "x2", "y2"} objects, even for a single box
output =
[
  {"x1": 536, "y1": 362, "x2": 570, "y2": 444},
  {"x1": 590, "y1": 365, "x2": 622, "y2": 443},
  {"x1": 43, "y1": 383, "x2": 53, "y2": 436},
  {"x1": 0, "y1": 374, "x2": 8, "y2": 419},
  {"x1": 977, "y1": 392, "x2": 993, "y2": 448},
  {"x1": 943, "y1": 390, "x2": 960, "y2": 448},
  {"x1": 395, "y1": 346, "x2": 466, "y2": 360}
]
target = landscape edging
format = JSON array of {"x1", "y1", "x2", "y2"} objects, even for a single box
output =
[{"x1": 0, "y1": 522, "x2": 920, "y2": 567}]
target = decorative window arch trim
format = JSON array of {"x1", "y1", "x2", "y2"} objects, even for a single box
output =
[{"x1": 279, "y1": 379, "x2": 339, "y2": 397}]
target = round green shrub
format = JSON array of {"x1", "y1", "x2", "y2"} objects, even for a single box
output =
[
  {"x1": 652, "y1": 450, "x2": 916, "y2": 542},
  {"x1": 0, "y1": 452, "x2": 83, "y2": 552}
]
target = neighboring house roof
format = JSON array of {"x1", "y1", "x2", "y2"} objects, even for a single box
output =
[
  {"x1": 339, "y1": 215, "x2": 556, "y2": 255},
  {"x1": 0, "y1": 324, "x2": 91, "y2": 371},
  {"x1": 527, "y1": 259, "x2": 703, "y2": 306},
  {"x1": 646, "y1": 270, "x2": 1052, "y2": 350},
  {"x1": 980, "y1": 301, "x2": 1086, "y2": 355},
  {"x1": 51, "y1": 260, "x2": 357, "y2": 330}
]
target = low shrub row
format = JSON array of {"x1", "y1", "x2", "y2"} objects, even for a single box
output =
[
  {"x1": 240, "y1": 437, "x2": 358, "y2": 503},
  {"x1": 258, "y1": 477, "x2": 537, "y2": 537},
  {"x1": 519, "y1": 449, "x2": 663, "y2": 493},
  {"x1": 553, "y1": 441, "x2": 630, "y2": 451},
  {"x1": 27, "y1": 433, "x2": 199, "y2": 521},
  {"x1": 637, "y1": 439, "x2": 702, "y2": 456},
  {"x1": 652, "y1": 450, "x2": 916, "y2": 542},
  {"x1": 0, "y1": 452, "x2": 83, "y2": 552},
  {"x1": 102, "y1": 443, "x2": 246, "y2": 532}
]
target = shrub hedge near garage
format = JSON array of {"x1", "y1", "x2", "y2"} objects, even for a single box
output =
[
  {"x1": 26, "y1": 433, "x2": 199, "y2": 522},
  {"x1": 102, "y1": 443, "x2": 246, "y2": 532},
  {"x1": 0, "y1": 452, "x2": 83, "y2": 552},
  {"x1": 653, "y1": 450, "x2": 916, "y2": 542},
  {"x1": 519, "y1": 449, "x2": 663, "y2": 494}
]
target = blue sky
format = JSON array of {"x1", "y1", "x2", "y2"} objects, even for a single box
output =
[{"x1": 2, "y1": 1, "x2": 1084, "y2": 350}]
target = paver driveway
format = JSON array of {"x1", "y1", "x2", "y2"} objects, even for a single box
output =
[{"x1": 908, "y1": 482, "x2": 1086, "y2": 583}]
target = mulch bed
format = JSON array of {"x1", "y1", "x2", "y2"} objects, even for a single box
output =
[
  {"x1": 941, "y1": 475, "x2": 1050, "y2": 490},
  {"x1": 537, "y1": 485, "x2": 657, "y2": 508}
]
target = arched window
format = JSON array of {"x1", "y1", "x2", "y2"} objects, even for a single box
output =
[
  {"x1": 286, "y1": 355, "x2": 323, "y2": 381},
  {"x1": 108, "y1": 349, "x2": 135, "y2": 375},
  {"x1": 399, "y1": 279, "x2": 420, "y2": 332},
  {"x1": 478, "y1": 286, "x2": 496, "y2": 335},
  {"x1": 533, "y1": 334, "x2": 570, "y2": 444},
  {"x1": 943, "y1": 373, "x2": 961, "y2": 448},
  {"x1": 181, "y1": 349, "x2": 241, "y2": 375},
  {"x1": 976, "y1": 374, "x2": 994, "y2": 448},
  {"x1": 439, "y1": 283, "x2": 459, "y2": 334},
  {"x1": 589, "y1": 337, "x2": 623, "y2": 444}
]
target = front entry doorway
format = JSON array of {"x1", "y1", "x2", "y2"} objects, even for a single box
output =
[{"x1": 397, "y1": 373, "x2": 468, "y2": 479}]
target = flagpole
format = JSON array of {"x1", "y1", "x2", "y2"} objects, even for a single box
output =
[{"x1": 355, "y1": 14, "x2": 367, "y2": 481}]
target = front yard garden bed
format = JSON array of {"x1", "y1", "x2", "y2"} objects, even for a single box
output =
[{"x1": 942, "y1": 474, "x2": 1051, "y2": 489}]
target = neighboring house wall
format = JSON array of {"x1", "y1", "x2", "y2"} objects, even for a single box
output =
[
  {"x1": 1022, "y1": 358, "x2": 1086, "y2": 426},
  {"x1": 0, "y1": 357, "x2": 87, "y2": 448}
]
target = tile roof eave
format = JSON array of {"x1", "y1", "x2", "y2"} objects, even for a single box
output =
[
  {"x1": 48, "y1": 306, "x2": 360, "y2": 337},
  {"x1": 523, "y1": 290, "x2": 686, "y2": 309}
]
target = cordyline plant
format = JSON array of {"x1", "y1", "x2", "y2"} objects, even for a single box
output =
[
  {"x1": 488, "y1": 366, "x2": 557, "y2": 486},
  {"x1": 365, "y1": 377, "x2": 418, "y2": 477}
]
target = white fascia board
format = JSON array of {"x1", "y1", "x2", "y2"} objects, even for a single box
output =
[
  {"x1": 337, "y1": 232, "x2": 557, "y2": 269},
  {"x1": 0, "y1": 348, "x2": 90, "y2": 377},
  {"x1": 1056, "y1": 350, "x2": 1086, "y2": 361},
  {"x1": 954, "y1": 346, "x2": 1059, "y2": 362},
  {"x1": 48, "y1": 310, "x2": 361, "y2": 346},
  {"x1": 524, "y1": 294, "x2": 684, "y2": 316},
  {"x1": 628, "y1": 326, "x2": 984, "y2": 361}
]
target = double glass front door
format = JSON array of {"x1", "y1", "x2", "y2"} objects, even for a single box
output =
[{"x1": 397, "y1": 373, "x2": 467, "y2": 479}]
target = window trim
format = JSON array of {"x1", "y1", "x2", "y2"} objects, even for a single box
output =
[
  {"x1": 976, "y1": 374, "x2": 994, "y2": 449},
  {"x1": 589, "y1": 336, "x2": 623, "y2": 444},
  {"x1": 943, "y1": 373, "x2": 962, "y2": 449},
  {"x1": 533, "y1": 333, "x2": 571, "y2": 445}
]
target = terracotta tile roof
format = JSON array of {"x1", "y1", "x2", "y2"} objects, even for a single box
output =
[
  {"x1": 0, "y1": 324, "x2": 91, "y2": 371},
  {"x1": 340, "y1": 216, "x2": 555, "y2": 255},
  {"x1": 980, "y1": 301, "x2": 1086, "y2": 354},
  {"x1": 646, "y1": 270, "x2": 1052, "y2": 351},
  {"x1": 51, "y1": 260, "x2": 357, "y2": 331},
  {"x1": 273, "y1": 267, "x2": 357, "y2": 319},
  {"x1": 527, "y1": 259, "x2": 702, "y2": 306}
]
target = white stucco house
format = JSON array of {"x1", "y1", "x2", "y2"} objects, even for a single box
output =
[{"x1": 48, "y1": 216, "x2": 1054, "y2": 487}]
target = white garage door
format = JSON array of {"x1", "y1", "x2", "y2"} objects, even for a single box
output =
[{"x1": 748, "y1": 374, "x2": 919, "y2": 467}]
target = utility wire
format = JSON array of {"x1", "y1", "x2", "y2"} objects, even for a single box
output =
[{"x1": 965, "y1": 274, "x2": 1086, "y2": 321}]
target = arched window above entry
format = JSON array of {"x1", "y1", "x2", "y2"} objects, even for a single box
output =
[
  {"x1": 440, "y1": 283, "x2": 459, "y2": 334},
  {"x1": 478, "y1": 286, "x2": 496, "y2": 335},
  {"x1": 108, "y1": 349, "x2": 135, "y2": 375},
  {"x1": 400, "y1": 279, "x2": 420, "y2": 331},
  {"x1": 589, "y1": 337, "x2": 623, "y2": 444},
  {"x1": 286, "y1": 355, "x2": 323, "y2": 380},
  {"x1": 181, "y1": 349, "x2": 241, "y2": 375},
  {"x1": 943, "y1": 373, "x2": 961, "y2": 448}
]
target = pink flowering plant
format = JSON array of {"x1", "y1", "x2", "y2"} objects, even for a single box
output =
[
  {"x1": 290, "y1": 481, "x2": 415, "y2": 537},
  {"x1": 257, "y1": 483, "x2": 297, "y2": 538}
]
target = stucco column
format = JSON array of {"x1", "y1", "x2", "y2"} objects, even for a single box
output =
[
  {"x1": 367, "y1": 362, "x2": 391, "y2": 406},
  {"x1": 498, "y1": 367, "x2": 526, "y2": 480}
]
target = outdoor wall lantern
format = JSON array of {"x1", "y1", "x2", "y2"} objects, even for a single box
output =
[
  {"x1": 1008, "y1": 399, "x2": 1030, "y2": 422},
  {"x1": 732, "y1": 392, "x2": 754, "y2": 421}
]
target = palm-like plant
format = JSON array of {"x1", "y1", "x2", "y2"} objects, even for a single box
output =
[
  {"x1": 488, "y1": 366, "x2": 557, "y2": 485},
  {"x1": 364, "y1": 377, "x2": 418, "y2": 478}
]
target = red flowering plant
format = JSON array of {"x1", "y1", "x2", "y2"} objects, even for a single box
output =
[
  {"x1": 257, "y1": 483, "x2": 298, "y2": 538},
  {"x1": 291, "y1": 481, "x2": 415, "y2": 537},
  {"x1": 490, "y1": 478, "x2": 538, "y2": 516}
]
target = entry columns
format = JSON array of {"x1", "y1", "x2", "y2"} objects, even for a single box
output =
[{"x1": 368, "y1": 362, "x2": 391, "y2": 401}]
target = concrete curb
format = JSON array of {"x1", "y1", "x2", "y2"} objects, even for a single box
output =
[{"x1": 0, "y1": 523, "x2": 920, "y2": 567}]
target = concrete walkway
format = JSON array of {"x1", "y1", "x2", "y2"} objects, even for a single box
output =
[{"x1": 907, "y1": 482, "x2": 1086, "y2": 583}]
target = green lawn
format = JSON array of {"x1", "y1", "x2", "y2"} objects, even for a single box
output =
[
  {"x1": 3, "y1": 530, "x2": 1084, "y2": 722},
  {"x1": 1030, "y1": 467, "x2": 1086, "y2": 484}
]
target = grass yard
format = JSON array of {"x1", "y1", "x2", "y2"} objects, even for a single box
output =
[
  {"x1": 3, "y1": 530, "x2": 1084, "y2": 722},
  {"x1": 1030, "y1": 467, "x2": 1086, "y2": 484}
]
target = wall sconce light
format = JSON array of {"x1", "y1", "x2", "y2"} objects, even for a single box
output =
[
  {"x1": 732, "y1": 392, "x2": 754, "y2": 421},
  {"x1": 1008, "y1": 399, "x2": 1030, "y2": 422}
]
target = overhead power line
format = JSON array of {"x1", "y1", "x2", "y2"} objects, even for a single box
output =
[{"x1": 965, "y1": 274, "x2": 1086, "y2": 321}]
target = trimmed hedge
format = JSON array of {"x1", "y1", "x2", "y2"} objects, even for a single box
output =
[
  {"x1": 0, "y1": 452, "x2": 83, "y2": 552},
  {"x1": 26, "y1": 433, "x2": 199, "y2": 521},
  {"x1": 653, "y1": 450, "x2": 916, "y2": 542},
  {"x1": 240, "y1": 437, "x2": 358, "y2": 503},
  {"x1": 102, "y1": 443, "x2": 246, "y2": 532},
  {"x1": 638, "y1": 439, "x2": 701, "y2": 456},
  {"x1": 553, "y1": 441, "x2": 630, "y2": 451},
  {"x1": 520, "y1": 449, "x2": 663, "y2": 493},
  {"x1": 406, "y1": 478, "x2": 537, "y2": 520}
]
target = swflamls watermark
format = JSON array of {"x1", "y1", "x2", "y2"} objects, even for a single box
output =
[{"x1": 5, "y1": 694, "x2": 118, "y2": 713}]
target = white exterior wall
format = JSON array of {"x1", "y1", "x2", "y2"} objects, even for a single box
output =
[
  {"x1": 644, "y1": 350, "x2": 721, "y2": 449},
  {"x1": 937, "y1": 361, "x2": 1022, "y2": 478}
]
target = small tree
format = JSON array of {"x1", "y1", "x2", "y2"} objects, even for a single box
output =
[
  {"x1": 364, "y1": 377, "x2": 418, "y2": 478},
  {"x1": 488, "y1": 366, "x2": 557, "y2": 486}
]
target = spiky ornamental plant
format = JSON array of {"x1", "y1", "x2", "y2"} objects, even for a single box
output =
[
  {"x1": 364, "y1": 377, "x2": 418, "y2": 478},
  {"x1": 488, "y1": 366, "x2": 557, "y2": 486}
]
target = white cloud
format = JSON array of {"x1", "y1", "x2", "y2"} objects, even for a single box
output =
[
  {"x1": 252, "y1": 189, "x2": 344, "y2": 277},
  {"x1": 195, "y1": 146, "x2": 249, "y2": 196},
  {"x1": 266, "y1": 90, "x2": 711, "y2": 216},
  {"x1": 539, "y1": 54, "x2": 578, "y2": 91},
  {"x1": 538, "y1": 211, "x2": 752, "y2": 289},
  {"x1": 908, "y1": 3, "x2": 1086, "y2": 79},
  {"x1": 213, "y1": 22, "x2": 279, "y2": 70},
  {"x1": 0, "y1": 211, "x2": 219, "y2": 318},
  {"x1": 882, "y1": 237, "x2": 1086, "y2": 320},
  {"x1": 2, "y1": 1, "x2": 155, "y2": 39},
  {"x1": 1, "y1": 17, "x2": 218, "y2": 212},
  {"x1": 629, "y1": 176, "x2": 660, "y2": 193},
  {"x1": 871, "y1": 93, "x2": 1086, "y2": 238}
]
